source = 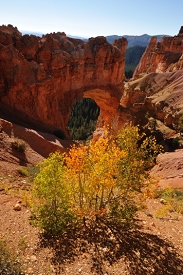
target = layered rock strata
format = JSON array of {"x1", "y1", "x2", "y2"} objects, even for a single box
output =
[
  {"x1": 120, "y1": 27, "x2": 183, "y2": 137},
  {"x1": 0, "y1": 24, "x2": 127, "y2": 136},
  {"x1": 133, "y1": 26, "x2": 183, "y2": 77},
  {"x1": 122, "y1": 70, "x2": 183, "y2": 137}
]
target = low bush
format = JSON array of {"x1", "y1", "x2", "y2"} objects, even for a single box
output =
[
  {"x1": 11, "y1": 138, "x2": 26, "y2": 153},
  {"x1": 27, "y1": 165, "x2": 40, "y2": 180},
  {"x1": 17, "y1": 166, "x2": 39, "y2": 179},
  {"x1": 17, "y1": 167, "x2": 29, "y2": 177},
  {"x1": 155, "y1": 187, "x2": 183, "y2": 218}
]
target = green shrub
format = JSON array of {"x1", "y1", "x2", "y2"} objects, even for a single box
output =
[
  {"x1": 178, "y1": 115, "x2": 183, "y2": 134},
  {"x1": 148, "y1": 117, "x2": 157, "y2": 131},
  {"x1": 27, "y1": 165, "x2": 40, "y2": 180},
  {"x1": 11, "y1": 138, "x2": 26, "y2": 153},
  {"x1": 155, "y1": 188, "x2": 183, "y2": 218},
  {"x1": 17, "y1": 166, "x2": 39, "y2": 180},
  {"x1": 0, "y1": 238, "x2": 24, "y2": 275},
  {"x1": 31, "y1": 152, "x2": 78, "y2": 235},
  {"x1": 17, "y1": 167, "x2": 30, "y2": 177}
]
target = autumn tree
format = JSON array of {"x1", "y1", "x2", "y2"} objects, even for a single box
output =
[
  {"x1": 31, "y1": 125, "x2": 162, "y2": 234},
  {"x1": 31, "y1": 152, "x2": 78, "y2": 234},
  {"x1": 64, "y1": 135, "x2": 125, "y2": 225}
]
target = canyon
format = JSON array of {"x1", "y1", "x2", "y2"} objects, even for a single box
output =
[
  {"x1": 1, "y1": 24, "x2": 183, "y2": 142},
  {"x1": 122, "y1": 26, "x2": 183, "y2": 138},
  {"x1": 1, "y1": 24, "x2": 183, "y2": 152},
  {"x1": 1, "y1": 24, "x2": 183, "y2": 275}
]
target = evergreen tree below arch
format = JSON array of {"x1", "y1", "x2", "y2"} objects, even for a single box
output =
[{"x1": 67, "y1": 98, "x2": 100, "y2": 141}]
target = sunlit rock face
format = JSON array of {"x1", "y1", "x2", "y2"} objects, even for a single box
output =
[
  {"x1": 122, "y1": 70, "x2": 183, "y2": 135},
  {"x1": 0, "y1": 24, "x2": 127, "y2": 136},
  {"x1": 121, "y1": 27, "x2": 183, "y2": 135},
  {"x1": 133, "y1": 26, "x2": 183, "y2": 77}
]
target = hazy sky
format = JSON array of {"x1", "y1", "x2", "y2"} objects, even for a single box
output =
[{"x1": 1, "y1": 0, "x2": 183, "y2": 37}]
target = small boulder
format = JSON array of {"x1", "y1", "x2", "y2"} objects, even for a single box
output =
[{"x1": 13, "y1": 201, "x2": 22, "y2": 211}]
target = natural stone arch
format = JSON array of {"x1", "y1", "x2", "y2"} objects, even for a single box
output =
[
  {"x1": 83, "y1": 88, "x2": 121, "y2": 129},
  {"x1": 0, "y1": 25, "x2": 128, "y2": 138},
  {"x1": 64, "y1": 86, "x2": 123, "y2": 139}
]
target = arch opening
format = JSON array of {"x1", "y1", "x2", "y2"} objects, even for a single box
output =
[{"x1": 67, "y1": 98, "x2": 100, "y2": 141}]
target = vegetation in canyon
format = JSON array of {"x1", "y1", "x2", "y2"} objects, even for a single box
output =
[
  {"x1": 67, "y1": 98, "x2": 100, "y2": 141},
  {"x1": 125, "y1": 45, "x2": 146, "y2": 78},
  {"x1": 31, "y1": 125, "x2": 162, "y2": 235}
]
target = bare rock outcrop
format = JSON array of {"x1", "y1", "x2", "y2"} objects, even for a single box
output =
[
  {"x1": 121, "y1": 70, "x2": 183, "y2": 135},
  {"x1": 151, "y1": 149, "x2": 183, "y2": 189},
  {"x1": 0, "y1": 118, "x2": 74, "y2": 165},
  {"x1": 120, "y1": 27, "x2": 183, "y2": 136},
  {"x1": 0, "y1": 25, "x2": 127, "y2": 136},
  {"x1": 133, "y1": 27, "x2": 183, "y2": 77}
]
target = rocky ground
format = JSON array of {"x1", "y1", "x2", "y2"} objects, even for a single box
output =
[{"x1": 0, "y1": 120, "x2": 183, "y2": 274}]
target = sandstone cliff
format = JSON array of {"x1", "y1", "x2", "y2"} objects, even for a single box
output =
[
  {"x1": 0, "y1": 24, "x2": 127, "y2": 137},
  {"x1": 1, "y1": 24, "x2": 183, "y2": 145},
  {"x1": 133, "y1": 27, "x2": 183, "y2": 77},
  {"x1": 122, "y1": 69, "x2": 183, "y2": 144},
  {"x1": 119, "y1": 27, "x2": 183, "y2": 143},
  {"x1": 0, "y1": 118, "x2": 74, "y2": 163}
]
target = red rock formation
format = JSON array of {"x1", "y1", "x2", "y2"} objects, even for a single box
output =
[
  {"x1": 151, "y1": 149, "x2": 183, "y2": 189},
  {"x1": 133, "y1": 27, "x2": 183, "y2": 77},
  {"x1": 122, "y1": 27, "x2": 183, "y2": 137},
  {"x1": 122, "y1": 70, "x2": 183, "y2": 135},
  {"x1": 0, "y1": 25, "x2": 127, "y2": 137},
  {"x1": 0, "y1": 118, "x2": 74, "y2": 161}
]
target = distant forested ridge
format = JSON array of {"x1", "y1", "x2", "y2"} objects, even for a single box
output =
[
  {"x1": 106, "y1": 34, "x2": 168, "y2": 48},
  {"x1": 125, "y1": 45, "x2": 146, "y2": 79},
  {"x1": 21, "y1": 31, "x2": 168, "y2": 48}
]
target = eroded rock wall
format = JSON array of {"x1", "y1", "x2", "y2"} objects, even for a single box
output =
[
  {"x1": 0, "y1": 24, "x2": 127, "y2": 136},
  {"x1": 122, "y1": 70, "x2": 183, "y2": 138},
  {"x1": 121, "y1": 27, "x2": 183, "y2": 138},
  {"x1": 133, "y1": 27, "x2": 183, "y2": 77}
]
